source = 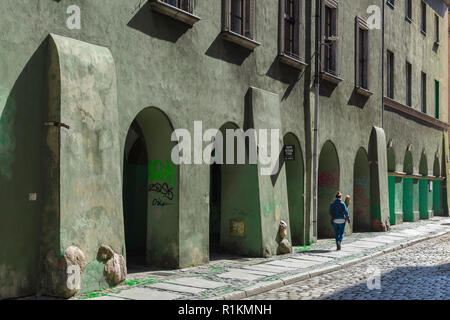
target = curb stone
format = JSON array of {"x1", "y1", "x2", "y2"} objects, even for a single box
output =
[{"x1": 233, "y1": 229, "x2": 450, "y2": 300}]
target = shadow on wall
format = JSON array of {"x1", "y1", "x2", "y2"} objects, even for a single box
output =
[
  {"x1": 347, "y1": 88, "x2": 370, "y2": 109},
  {"x1": 320, "y1": 263, "x2": 450, "y2": 300},
  {"x1": 127, "y1": 1, "x2": 190, "y2": 43},
  {"x1": 205, "y1": 34, "x2": 253, "y2": 66},
  {"x1": 0, "y1": 39, "x2": 48, "y2": 298}
]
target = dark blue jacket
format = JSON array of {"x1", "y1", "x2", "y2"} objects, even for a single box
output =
[{"x1": 329, "y1": 200, "x2": 350, "y2": 223}]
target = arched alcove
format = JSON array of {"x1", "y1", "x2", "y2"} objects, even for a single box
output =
[
  {"x1": 353, "y1": 148, "x2": 371, "y2": 232},
  {"x1": 402, "y1": 150, "x2": 414, "y2": 222},
  {"x1": 123, "y1": 107, "x2": 179, "y2": 270},
  {"x1": 419, "y1": 153, "x2": 429, "y2": 219},
  {"x1": 283, "y1": 133, "x2": 305, "y2": 246},
  {"x1": 433, "y1": 156, "x2": 442, "y2": 216},
  {"x1": 213, "y1": 122, "x2": 262, "y2": 258},
  {"x1": 387, "y1": 147, "x2": 396, "y2": 224},
  {"x1": 318, "y1": 141, "x2": 340, "y2": 239}
]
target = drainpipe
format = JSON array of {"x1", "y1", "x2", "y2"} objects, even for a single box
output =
[
  {"x1": 312, "y1": 0, "x2": 321, "y2": 239},
  {"x1": 381, "y1": 0, "x2": 385, "y2": 128}
]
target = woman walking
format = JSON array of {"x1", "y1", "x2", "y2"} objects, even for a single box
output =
[{"x1": 329, "y1": 192, "x2": 351, "y2": 250}]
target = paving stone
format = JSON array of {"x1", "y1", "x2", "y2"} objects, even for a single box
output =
[
  {"x1": 165, "y1": 277, "x2": 227, "y2": 289},
  {"x1": 245, "y1": 233, "x2": 450, "y2": 301},
  {"x1": 266, "y1": 258, "x2": 322, "y2": 269},
  {"x1": 241, "y1": 264, "x2": 296, "y2": 274},
  {"x1": 385, "y1": 233, "x2": 411, "y2": 238},
  {"x1": 110, "y1": 287, "x2": 184, "y2": 300},
  {"x1": 339, "y1": 245, "x2": 365, "y2": 252},
  {"x1": 88, "y1": 295, "x2": 127, "y2": 300},
  {"x1": 358, "y1": 237, "x2": 396, "y2": 244},
  {"x1": 225, "y1": 268, "x2": 276, "y2": 276},
  {"x1": 217, "y1": 270, "x2": 263, "y2": 281},
  {"x1": 345, "y1": 240, "x2": 384, "y2": 248},
  {"x1": 367, "y1": 235, "x2": 403, "y2": 242},
  {"x1": 304, "y1": 250, "x2": 355, "y2": 258},
  {"x1": 147, "y1": 282, "x2": 206, "y2": 294},
  {"x1": 290, "y1": 254, "x2": 335, "y2": 263}
]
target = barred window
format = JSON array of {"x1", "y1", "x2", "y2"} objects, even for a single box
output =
[
  {"x1": 280, "y1": 0, "x2": 302, "y2": 60},
  {"x1": 355, "y1": 17, "x2": 369, "y2": 90},
  {"x1": 163, "y1": 0, "x2": 194, "y2": 13},
  {"x1": 224, "y1": 0, "x2": 256, "y2": 40},
  {"x1": 321, "y1": 0, "x2": 339, "y2": 75}
]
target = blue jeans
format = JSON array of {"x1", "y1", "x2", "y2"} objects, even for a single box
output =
[{"x1": 333, "y1": 222, "x2": 346, "y2": 244}]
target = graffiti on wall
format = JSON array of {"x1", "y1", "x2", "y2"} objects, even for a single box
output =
[
  {"x1": 318, "y1": 169, "x2": 339, "y2": 189},
  {"x1": 148, "y1": 160, "x2": 176, "y2": 207},
  {"x1": 354, "y1": 177, "x2": 370, "y2": 216}
]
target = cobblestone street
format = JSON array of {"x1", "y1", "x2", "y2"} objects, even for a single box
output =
[{"x1": 246, "y1": 233, "x2": 450, "y2": 300}]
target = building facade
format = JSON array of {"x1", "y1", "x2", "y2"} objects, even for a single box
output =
[{"x1": 0, "y1": 0, "x2": 448, "y2": 299}]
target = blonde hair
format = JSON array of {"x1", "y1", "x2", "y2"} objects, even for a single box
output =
[{"x1": 345, "y1": 195, "x2": 351, "y2": 207}]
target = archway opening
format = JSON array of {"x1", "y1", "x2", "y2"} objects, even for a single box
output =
[
  {"x1": 123, "y1": 120, "x2": 148, "y2": 267},
  {"x1": 283, "y1": 133, "x2": 305, "y2": 246},
  {"x1": 433, "y1": 157, "x2": 442, "y2": 216},
  {"x1": 209, "y1": 148, "x2": 222, "y2": 255},
  {"x1": 318, "y1": 141, "x2": 340, "y2": 239},
  {"x1": 402, "y1": 151, "x2": 414, "y2": 222},
  {"x1": 419, "y1": 154, "x2": 429, "y2": 219},
  {"x1": 387, "y1": 147, "x2": 397, "y2": 225},
  {"x1": 122, "y1": 107, "x2": 179, "y2": 271},
  {"x1": 210, "y1": 122, "x2": 262, "y2": 259},
  {"x1": 353, "y1": 148, "x2": 371, "y2": 232}
]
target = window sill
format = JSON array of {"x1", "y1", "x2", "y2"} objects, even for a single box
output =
[
  {"x1": 221, "y1": 30, "x2": 260, "y2": 50},
  {"x1": 421, "y1": 30, "x2": 427, "y2": 36},
  {"x1": 320, "y1": 71, "x2": 343, "y2": 85},
  {"x1": 405, "y1": 16, "x2": 412, "y2": 24},
  {"x1": 355, "y1": 86, "x2": 373, "y2": 97},
  {"x1": 150, "y1": 0, "x2": 201, "y2": 26},
  {"x1": 279, "y1": 53, "x2": 308, "y2": 70},
  {"x1": 386, "y1": 2, "x2": 394, "y2": 9}
]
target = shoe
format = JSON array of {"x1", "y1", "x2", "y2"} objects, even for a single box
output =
[{"x1": 336, "y1": 243, "x2": 341, "y2": 251}]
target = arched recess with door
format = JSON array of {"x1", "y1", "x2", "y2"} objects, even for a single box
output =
[
  {"x1": 122, "y1": 107, "x2": 180, "y2": 270},
  {"x1": 433, "y1": 156, "x2": 442, "y2": 216},
  {"x1": 387, "y1": 147, "x2": 397, "y2": 224},
  {"x1": 210, "y1": 122, "x2": 262, "y2": 257},
  {"x1": 283, "y1": 133, "x2": 305, "y2": 246},
  {"x1": 318, "y1": 141, "x2": 340, "y2": 239},
  {"x1": 402, "y1": 150, "x2": 414, "y2": 222},
  {"x1": 418, "y1": 153, "x2": 429, "y2": 220},
  {"x1": 353, "y1": 148, "x2": 371, "y2": 232}
]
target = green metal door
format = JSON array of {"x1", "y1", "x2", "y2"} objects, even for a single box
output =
[{"x1": 388, "y1": 176, "x2": 396, "y2": 224}]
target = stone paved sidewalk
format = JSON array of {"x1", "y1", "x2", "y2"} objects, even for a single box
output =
[{"x1": 74, "y1": 217, "x2": 450, "y2": 300}]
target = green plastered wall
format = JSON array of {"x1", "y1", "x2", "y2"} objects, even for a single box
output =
[
  {"x1": 419, "y1": 179, "x2": 429, "y2": 219},
  {"x1": 284, "y1": 134, "x2": 305, "y2": 246},
  {"x1": 220, "y1": 121, "x2": 263, "y2": 257},
  {"x1": 433, "y1": 180, "x2": 442, "y2": 215},
  {"x1": 388, "y1": 176, "x2": 395, "y2": 224},
  {"x1": 0, "y1": 33, "x2": 47, "y2": 300},
  {"x1": 383, "y1": 1, "x2": 449, "y2": 222},
  {"x1": 353, "y1": 148, "x2": 371, "y2": 232},
  {"x1": 394, "y1": 177, "x2": 404, "y2": 224},
  {"x1": 403, "y1": 178, "x2": 414, "y2": 222},
  {"x1": 0, "y1": 0, "x2": 448, "y2": 298},
  {"x1": 250, "y1": 87, "x2": 291, "y2": 257},
  {"x1": 314, "y1": 0, "x2": 386, "y2": 238},
  {"x1": 40, "y1": 34, "x2": 124, "y2": 294}
]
